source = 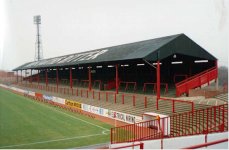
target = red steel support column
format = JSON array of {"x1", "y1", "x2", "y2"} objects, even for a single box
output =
[
  {"x1": 156, "y1": 60, "x2": 161, "y2": 110},
  {"x1": 144, "y1": 96, "x2": 147, "y2": 108},
  {"x1": 45, "y1": 69, "x2": 48, "y2": 88},
  {"x1": 133, "y1": 95, "x2": 135, "y2": 106},
  {"x1": 70, "y1": 67, "x2": 72, "y2": 89},
  {"x1": 88, "y1": 67, "x2": 92, "y2": 91},
  {"x1": 56, "y1": 67, "x2": 59, "y2": 93},
  {"x1": 116, "y1": 64, "x2": 119, "y2": 94}
]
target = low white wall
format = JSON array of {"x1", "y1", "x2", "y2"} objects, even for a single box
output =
[
  {"x1": 111, "y1": 132, "x2": 228, "y2": 149},
  {"x1": 206, "y1": 132, "x2": 228, "y2": 149},
  {"x1": 162, "y1": 134, "x2": 205, "y2": 149}
]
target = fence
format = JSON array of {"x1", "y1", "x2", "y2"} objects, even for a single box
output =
[
  {"x1": 158, "y1": 97, "x2": 194, "y2": 113},
  {"x1": 20, "y1": 83, "x2": 198, "y2": 113},
  {"x1": 111, "y1": 104, "x2": 228, "y2": 144},
  {"x1": 111, "y1": 117, "x2": 166, "y2": 144},
  {"x1": 176, "y1": 67, "x2": 217, "y2": 96}
]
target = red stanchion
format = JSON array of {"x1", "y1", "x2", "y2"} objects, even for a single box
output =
[
  {"x1": 172, "y1": 100, "x2": 175, "y2": 113},
  {"x1": 133, "y1": 95, "x2": 135, "y2": 106},
  {"x1": 144, "y1": 96, "x2": 147, "y2": 108}
]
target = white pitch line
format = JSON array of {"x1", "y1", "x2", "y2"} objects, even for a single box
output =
[
  {"x1": 28, "y1": 98, "x2": 110, "y2": 132},
  {"x1": 0, "y1": 133, "x2": 105, "y2": 149},
  {"x1": 50, "y1": 106, "x2": 109, "y2": 131}
]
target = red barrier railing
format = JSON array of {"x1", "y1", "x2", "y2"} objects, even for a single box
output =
[
  {"x1": 159, "y1": 97, "x2": 194, "y2": 113},
  {"x1": 80, "y1": 80, "x2": 89, "y2": 87},
  {"x1": 176, "y1": 67, "x2": 216, "y2": 86},
  {"x1": 143, "y1": 82, "x2": 168, "y2": 94},
  {"x1": 176, "y1": 67, "x2": 217, "y2": 96},
  {"x1": 61, "y1": 79, "x2": 69, "y2": 84},
  {"x1": 111, "y1": 104, "x2": 228, "y2": 144},
  {"x1": 171, "y1": 104, "x2": 227, "y2": 138},
  {"x1": 182, "y1": 138, "x2": 228, "y2": 149},
  {"x1": 111, "y1": 117, "x2": 167, "y2": 144},
  {"x1": 72, "y1": 79, "x2": 79, "y2": 86},
  {"x1": 93, "y1": 80, "x2": 102, "y2": 89},
  {"x1": 19, "y1": 83, "x2": 196, "y2": 113},
  {"x1": 119, "y1": 81, "x2": 137, "y2": 92}
]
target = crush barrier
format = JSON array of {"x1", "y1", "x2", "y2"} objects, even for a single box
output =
[
  {"x1": 19, "y1": 83, "x2": 198, "y2": 114},
  {"x1": 111, "y1": 104, "x2": 228, "y2": 144}
]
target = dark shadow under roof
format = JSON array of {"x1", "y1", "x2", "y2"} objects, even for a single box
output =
[{"x1": 13, "y1": 33, "x2": 216, "y2": 71}]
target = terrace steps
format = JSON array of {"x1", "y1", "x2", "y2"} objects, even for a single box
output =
[
  {"x1": 16, "y1": 82, "x2": 211, "y2": 117},
  {"x1": 215, "y1": 93, "x2": 228, "y2": 102}
]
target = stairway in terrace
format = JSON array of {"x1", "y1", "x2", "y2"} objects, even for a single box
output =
[{"x1": 176, "y1": 67, "x2": 218, "y2": 96}]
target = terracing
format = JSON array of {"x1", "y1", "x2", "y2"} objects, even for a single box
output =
[{"x1": 14, "y1": 81, "x2": 222, "y2": 118}]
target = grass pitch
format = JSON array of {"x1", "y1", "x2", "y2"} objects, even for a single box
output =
[{"x1": 0, "y1": 87, "x2": 112, "y2": 149}]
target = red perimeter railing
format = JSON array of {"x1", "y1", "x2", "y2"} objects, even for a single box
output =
[
  {"x1": 111, "y1": 117, "x2": 167, "y2": 144},
  {"x1": 176, "y1": 67, "x2": 218, "y2": 96},
  {"x1": 110, "y1": 104, "x2": 228, "y2": 144},
  {"x1": 182, "y1": 138, "x2": 228, "y2": 149}
]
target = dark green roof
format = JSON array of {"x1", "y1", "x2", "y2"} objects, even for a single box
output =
[{"x1": 13, "y1": 33, "x2": 216, "y2": 70}]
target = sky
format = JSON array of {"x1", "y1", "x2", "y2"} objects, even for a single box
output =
[{"x1": 0, "y1": 0, "x2": 228, "y2": 71}]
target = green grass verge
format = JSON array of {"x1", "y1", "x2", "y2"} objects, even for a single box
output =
[{"x1": 0, "y1": 87, "x2": 112, "y2": 149}]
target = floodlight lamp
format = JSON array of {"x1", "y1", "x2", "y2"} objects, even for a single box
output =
[{"x1": 34, "y1": 15, "x2": 41, "y2": 24}]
